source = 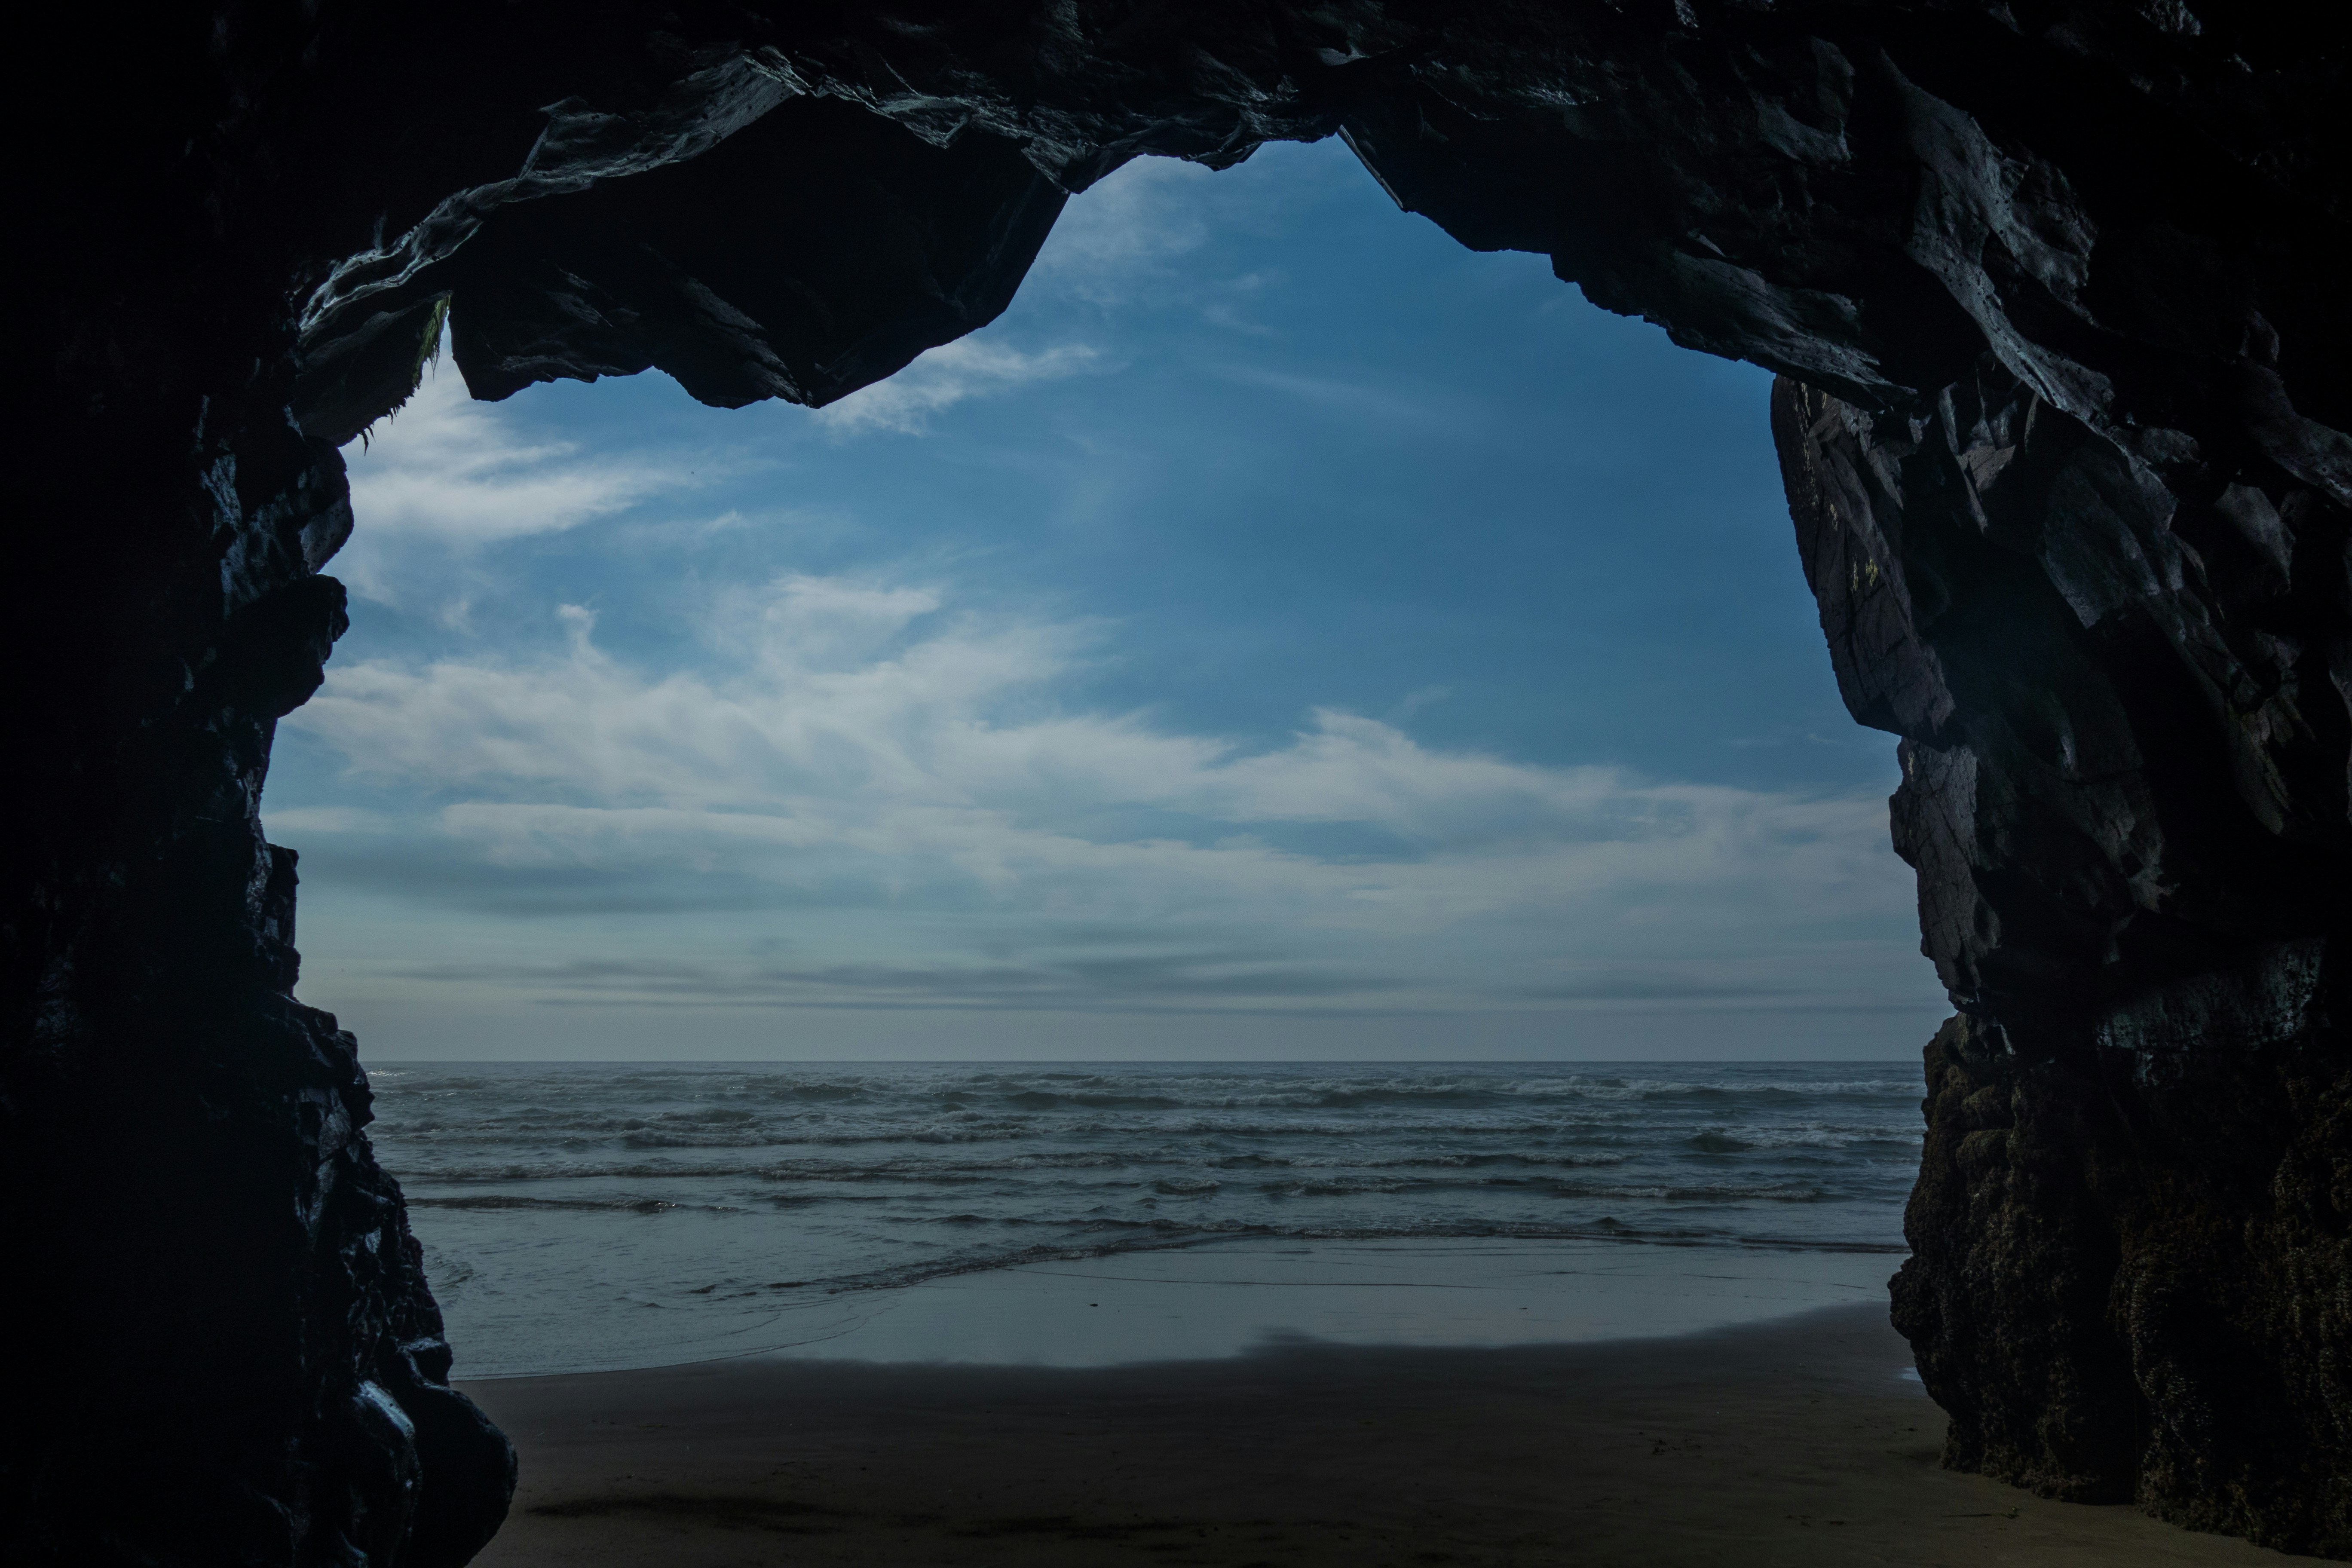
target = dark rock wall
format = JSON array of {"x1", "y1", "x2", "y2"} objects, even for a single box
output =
[
  {"x1": 1776, "y1": 369, "x2": 2351, "y2": 1545},
  {"x1": 9, "y1": 2, "x2": 2346, "y2": 1561}
]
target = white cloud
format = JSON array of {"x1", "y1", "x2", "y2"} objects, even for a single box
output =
[
  {"x1": 346, "y1": 364, "x2": 677, "y2": 543},
  {"x1": 813, "y1": 339, "x2": 1102, "y2": 435},
  {"x1": 1028, "y1": 155, "x2": 1217, "y2": 303},
  {"x1": 260, "y1": 805, "x2": 397, "y2": 836},
  {"x1": 288, "y1": 574, "x2": 1917, "y2": 1004},
  {"x1": 335, "y1": 361, "x2": 693, "y2": 601}
]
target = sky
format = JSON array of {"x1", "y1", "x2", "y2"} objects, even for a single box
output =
[{"x1": 261, "y1": 136, "x2": 1949, "y2": 1062}]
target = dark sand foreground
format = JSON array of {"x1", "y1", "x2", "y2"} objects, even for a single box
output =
[{"x1": 467, "y1": 1304, "x2": 2291, "y2": 1567}]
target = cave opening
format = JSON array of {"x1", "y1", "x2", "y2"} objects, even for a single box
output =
[{"x1": 264, "y1": 137, "x2": 1947, "y2": 1376}]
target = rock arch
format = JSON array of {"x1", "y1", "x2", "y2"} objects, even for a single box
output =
[{"x1": 12, "y1": 3, "x2": 2348, "y2": 1561}]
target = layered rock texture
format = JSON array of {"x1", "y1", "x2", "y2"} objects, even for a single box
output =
[{"x1": 10, "y1": 2, "x2": 2346, "y2": 1561}]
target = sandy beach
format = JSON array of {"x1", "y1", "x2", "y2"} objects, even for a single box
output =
[{"x1": 465, "y1": 1302, "x2": 2290, "y2": 1567}]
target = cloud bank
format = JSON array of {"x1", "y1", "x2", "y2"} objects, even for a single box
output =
[{"x1": 283, "y1": 573, "x2": 1917, "y2": 1014}]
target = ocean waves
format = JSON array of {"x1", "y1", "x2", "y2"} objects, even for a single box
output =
[{"x1": 371, "y1": 1060, "x2": 1921, "y2": 1360}]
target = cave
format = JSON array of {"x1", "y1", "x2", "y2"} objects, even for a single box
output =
[{"x1": 11, "y1": 3, "x2": 2349, "y2": 1563}]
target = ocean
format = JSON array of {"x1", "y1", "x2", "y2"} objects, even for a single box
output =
[{"x1": 370, "y1": 1060, "x2": 1924, "y2": 1375}]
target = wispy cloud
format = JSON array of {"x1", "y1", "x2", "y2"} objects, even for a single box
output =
[
  {"x1": 280, "y1": 573, "x2": 1917, "y2": 1012},
  {"x1": 261, "y1": 805, "x2": 397, "y2": 836},
  {"x1": 1207, "y1": 362, "x2": 1477, "y2": 431},
  {"x1": 1028, "y1": 156, "x2": 1217, "y2": 303},
  {"x1": 346, "y1": 365, "x2": 680, "y2": 542},
  {"x1": 337, "y1": 360, "x2": 698, "y2": 601},
  {"x1": 377, "y1": 947, "x2": 1400, "y2": 1011},
  {"x1": 814, "y1": 339, "x2": 1103, "y2": 435}
]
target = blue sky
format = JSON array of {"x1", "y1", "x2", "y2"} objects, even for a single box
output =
[{"x1": 262, "y1": 138, "x2": 1947, "y2": 1061}]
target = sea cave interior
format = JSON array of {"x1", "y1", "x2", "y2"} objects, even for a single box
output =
[{"x1": 11, "y1": 5, "x2": 2350, "y2": 1565}]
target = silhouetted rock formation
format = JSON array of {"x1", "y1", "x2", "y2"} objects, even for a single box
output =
[
  {"x1": 1779, "y1": 369, "x2": 2350, "y2": 1544},
  {"x1": 11, "y1": 2, "x2": 2346, "y2": 1561}
]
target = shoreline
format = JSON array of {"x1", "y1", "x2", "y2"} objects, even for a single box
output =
[
  {"x1": 464, "y1": 1302, "x2": 2291, "y2": 1566},
  {"x1": 445, "y1": 1234, "x2": 1907, "y2": 1380}
]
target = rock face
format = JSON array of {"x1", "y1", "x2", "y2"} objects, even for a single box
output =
[
  {"x1": 1778, "y1": 370, "x2": 2351, "y2": 1544},
  {"x1": 9, "y1": 2, "x2": 2346, "y2": 1562}
]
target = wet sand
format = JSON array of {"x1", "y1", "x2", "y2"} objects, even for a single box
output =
[{"x1": 465, "y1": 1303, "x2": 2291, "y2": 1567}]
